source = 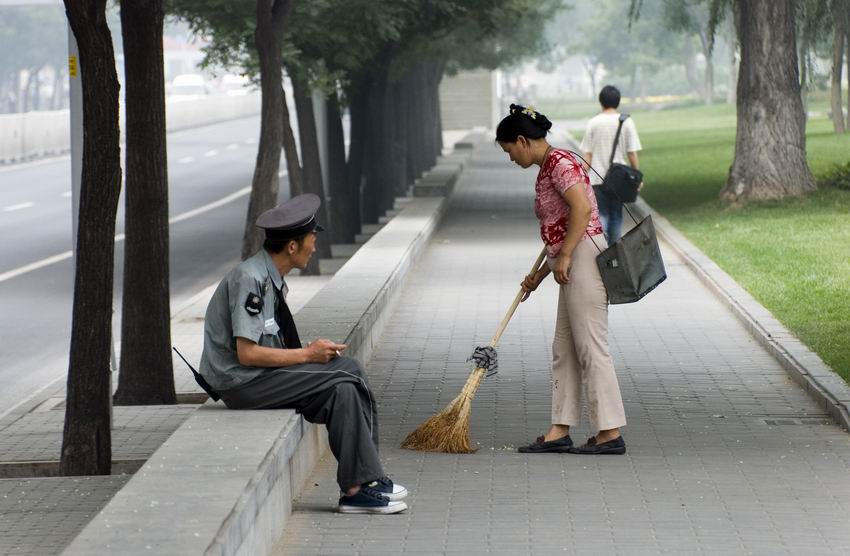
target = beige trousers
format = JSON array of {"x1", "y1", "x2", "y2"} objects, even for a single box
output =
[{"x1": 547, "y1": 235, "x2": 627, "y2": 432}]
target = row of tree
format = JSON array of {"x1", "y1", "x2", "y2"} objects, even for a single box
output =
[
  {"x1": 560, "y1": 0, "x2": 849, "y2": 122},
  {"x1": 0, "y1": 7, "x2": 69, "y2": 113},
  {"x1": 60, "y1": 0, "x2": 561, "y2": 474}
]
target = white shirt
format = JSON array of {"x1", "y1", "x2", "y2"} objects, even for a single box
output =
[{"x1": 579, "y1": 112, "x2": 642, "y2": 185}]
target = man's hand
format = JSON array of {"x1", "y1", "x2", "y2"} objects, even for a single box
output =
[
  {"x1": 305, "y1": 339, "x2": 347, "y2": 363},
  {"x1": 553, "y1": 254, "x2": 572, "y2": 285},
  {"x1": 638, "y1": 180, "x2": 645, "y2": 191}
]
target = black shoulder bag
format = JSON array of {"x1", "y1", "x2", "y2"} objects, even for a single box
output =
[{"x1": 601, "y1": 113, "x2": 643, "y2": 203}]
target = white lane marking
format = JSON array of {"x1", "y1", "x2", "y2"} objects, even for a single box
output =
[
  {"x1": 4, "y1": 202, "x2": 35, "y2": 212},
  {"x1": 169, "y1": 186, "x2": 250, "y2": 225},
  {"x1": 226, "y1": 144, "x2": 238, "y2": 151},
  {"x1": 204, "y1": 150, "x2": 218, "y2": 158},
  {"x1": 62, "y1": 191, "x2": 71, "y2": 198},
  {"x1": 0, "y1": 186, "x2": 251, "y2": 284},
  {"x1": 178, "y1": 156, "x2": 194, "y2": 164}
]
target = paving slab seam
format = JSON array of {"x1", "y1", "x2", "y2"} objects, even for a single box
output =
[{"x1": 631, "y1": 197, "x2": 850, "y2": 433}]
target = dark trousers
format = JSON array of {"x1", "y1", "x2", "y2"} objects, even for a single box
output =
[
  {"x1": 594, "y1": 185, "x2": 624, "y2": 243},
  {"x1": 218, "y1": 356, "x2": 383, "y2": 491}
]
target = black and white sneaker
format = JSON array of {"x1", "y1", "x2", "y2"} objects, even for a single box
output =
[
  {"x1": 365, "y1": 476, "x2": 408, "y2": 501},
  {"x1": 338, "y1": 486, "x2": 408, "y2": 514}
]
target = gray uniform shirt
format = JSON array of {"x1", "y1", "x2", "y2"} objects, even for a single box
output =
[{"x1": 199, "y1": 249, "x2": 289, "y2": 392}]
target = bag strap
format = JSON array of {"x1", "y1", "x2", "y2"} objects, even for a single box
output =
[
  {"x1": 567, "y1": 149, "x2": 639, "y2": 228},
  {"x1": 607, "y1": 113, "x2": 629, "y2": 169}
]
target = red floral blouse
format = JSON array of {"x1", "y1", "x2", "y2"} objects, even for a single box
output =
[{"x1": 535, "y1": 149, "x2": 603, "y2": 257}]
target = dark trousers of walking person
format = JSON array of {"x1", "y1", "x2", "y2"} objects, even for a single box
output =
[
  {"x1": 218, "y1": 356, "x2": 384, "y2": 491},
  {"x1": 594, "y1": 186, "x2": 624, "y2": 243}
]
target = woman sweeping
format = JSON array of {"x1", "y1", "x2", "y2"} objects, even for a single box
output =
[{"x1": 497, "y1": 104, "x2": 627, "y2": 455}]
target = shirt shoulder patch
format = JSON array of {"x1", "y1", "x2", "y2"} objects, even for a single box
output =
[{"x1": 244, "y1": 293, "x2": 263, "y2": 315}]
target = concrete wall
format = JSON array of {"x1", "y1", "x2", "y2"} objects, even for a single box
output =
[
  {"x1": 439, "y1": 69, "x2": 501, "y2": 131},
  {"x1": 0, "y1": 93, "x2": 261, "y2": 163}
]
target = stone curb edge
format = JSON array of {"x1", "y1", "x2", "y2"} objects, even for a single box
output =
[{"x1": 631, "y1": 197, "x2": 850, "y2": 432}]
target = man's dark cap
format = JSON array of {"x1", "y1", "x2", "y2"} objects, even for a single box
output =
[{"x1": 256, "y1": 193, "x2": 325, "y2": 241}]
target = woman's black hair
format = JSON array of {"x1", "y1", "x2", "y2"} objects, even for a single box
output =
[{"x1": 495, "y1": 103, "x2": 552, "y2": 143}]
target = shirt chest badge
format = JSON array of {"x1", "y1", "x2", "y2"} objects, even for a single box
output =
[{"x1": 244, "y1": 293, "x2": 263, "y2": 315}]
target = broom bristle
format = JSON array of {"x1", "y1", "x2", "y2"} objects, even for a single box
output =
[{"x1": 401, "y1": 367, "x2": 486, "y2": 453}]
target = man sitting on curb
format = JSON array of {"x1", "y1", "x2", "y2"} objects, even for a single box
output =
[{"x1": 198, "y1": 193, "x2": 408, "y2": 514}]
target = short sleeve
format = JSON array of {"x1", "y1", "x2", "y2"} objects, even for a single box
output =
[
  {"x1": 227, "y1": 271, "x2": 264, "y2": 343},
  {"x1": 579, "y1": 123, "x2": 593, "y2": 153},
  {"x1": 624, "y1": 119, "x2": 642, "y2": 152},
  {"x1": 550, "y1": 156, "x2": 587, "y2": 195}
]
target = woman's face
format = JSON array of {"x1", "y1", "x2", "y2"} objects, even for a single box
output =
[{"x1": 499, "y1": 137, "x2": 533, "y2": 168}]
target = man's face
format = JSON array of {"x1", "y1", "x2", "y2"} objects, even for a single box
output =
[{"x1": 290, "y1": 232, "x2": 317, "y2": 269}]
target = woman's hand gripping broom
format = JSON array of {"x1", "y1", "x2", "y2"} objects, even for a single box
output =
[{"x1": 401, "y1": 248, "x2": 548, "y2": 453}]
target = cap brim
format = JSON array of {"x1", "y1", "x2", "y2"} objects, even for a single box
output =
[{"x1": 315, "y1": 223, "x2": 325, "y2": 232}]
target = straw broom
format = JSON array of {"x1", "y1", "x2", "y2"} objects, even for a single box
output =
[{"x1": 401, "y1": 248, "x2": 548, "y2": 453}]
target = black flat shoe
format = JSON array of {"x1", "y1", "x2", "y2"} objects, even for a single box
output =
[
  {"x1": 569, "y1": 436, "x2": 626, "y2": 455},
  {"x1": 518, "y1": 434, "x2": 573, "y2": 453}
]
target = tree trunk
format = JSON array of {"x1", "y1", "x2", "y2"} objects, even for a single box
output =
[
  {"x1": 51, "y1": 65, "x2": 66, "y2": 110},
  {"x1": 800, "y1": 43, "x2": 809, "y2": 117},
  {"x1": 721, "y1": 0, "x2": 815, "y2": 204},
  {"x1": 346, "y1": 80, "x2": 368, "y2": 229},
  {"x1": 682, "y1": 39, "x2": 703, "y2": 100},
  {"x1": 21, "y1": 67, "x2": 35, "y2": 113},
  {"x1": 240, "y1": 0, "x2": 294, "y2": 260},
  {"x1": 831, "y1": 0, "x2": 847, "y2": 133},
  {"x1": 426, "y1": 60, "x2": 445, "y2": 166},
  {"x1": 114, "y1": 0, "x2": 175, "y2": 406},
  {"x1": 697, "y1": 31, "x2": 714, "y2": 105},
  {"x1": 291, "y1": 73, "x2": 331, "y2": 274},
  {"x1": 60, "y1": 0, "x2": 122, "y2": 476},
  {"x1": 281, "y1": 83, "x2": 304, "y2": 197},
  {"x1": 726, "y1": 15, "x2": 738, "y2": 105},
  {"x1": 30, "y1": 66, "x2": 42, "y2": 111},
  {"x1": 362, "y1": 66, "x2": 389, "y2": 224},
  {"x1": 327, "y1": 92, "x2": 355, "y2": 244},
  {"x1": 392, "y1": 77, "x2": 408, "y2": 197}
]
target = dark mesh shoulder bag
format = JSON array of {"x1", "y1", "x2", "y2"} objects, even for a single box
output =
[
  {"x1": 587, "y1": 214, "x2": 667, "y2": 304},
  {"x1": 602, "y1": 113, "x2": 643, "y2": 203},
  {"x1": 569, "y1": 150, "x2": 667, "y2": 304}
]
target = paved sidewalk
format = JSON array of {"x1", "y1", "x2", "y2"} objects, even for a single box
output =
[
  {"x1": 0, "y1": 275, "x2": 330, "y2": 556},
  {"x1": 275, "y1": 144, "x2": 850, "y2": 555}
]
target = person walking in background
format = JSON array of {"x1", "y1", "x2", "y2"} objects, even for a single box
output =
[
  {"x1": 496, "y1": 103, "x2": 628, "y2": 455},
  {"x1": 580, "y1": 85, "x2": 643, "y2": 243}
]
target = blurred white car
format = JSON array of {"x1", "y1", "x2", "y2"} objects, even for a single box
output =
[
  {"x1": 221, "y1": 74, "x2": 251, "y2": 96},
  {"x1": 169, "y1": 74, "x2": 209, "y2": 99}
]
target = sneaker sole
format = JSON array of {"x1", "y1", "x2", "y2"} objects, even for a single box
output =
[
  {"x1": 384, "y1": 488, "x2": 408, "y2": 502},
  {"x1": 338, "y1": 501, "x2": 408, "y2": 514}
]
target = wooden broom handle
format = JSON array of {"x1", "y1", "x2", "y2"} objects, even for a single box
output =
[{"x1": 489, "y1": 247, "x2": 548, "y2": 348}]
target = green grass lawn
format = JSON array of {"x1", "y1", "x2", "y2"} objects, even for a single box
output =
[{"x1": 620, "y1": 103, "x2": 850, "y2": 383}]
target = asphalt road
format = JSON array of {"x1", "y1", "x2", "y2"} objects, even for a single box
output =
[{"x1": 0, "y1": 115, "x2": 293, "y2": 415}]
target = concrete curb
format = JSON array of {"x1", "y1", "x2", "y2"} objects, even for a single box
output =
[
  {"x1": 62, "y1": 165, "x2": 462, "y2": 555},
  {"x1": 631, "y1": 197, "x2": 850, "y2": 432}
]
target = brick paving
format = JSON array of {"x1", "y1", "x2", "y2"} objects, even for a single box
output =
[
  {"x1": 0, "y1": 476, "x2": 129, "y2": 555},
  {"x1": 275, "y1": 144, "x2": 850, "y2": 555},
  {"x1": 0, "y1": 276, "x2": 331, "y2": 555}
]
